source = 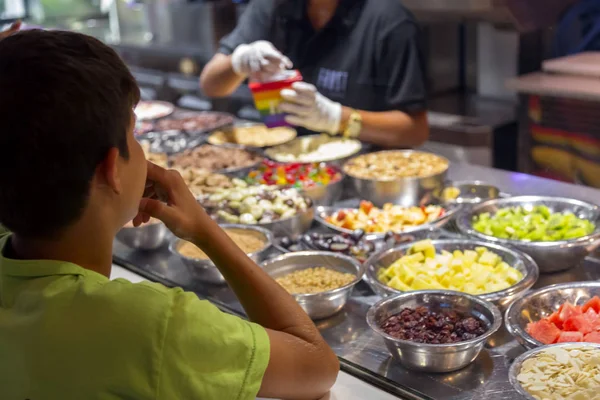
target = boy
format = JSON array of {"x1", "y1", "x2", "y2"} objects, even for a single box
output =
[{"x1": 0, "y1": 30, "x2": 339, "y2": 399}]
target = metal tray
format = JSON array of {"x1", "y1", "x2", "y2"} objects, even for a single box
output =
[{"x1": 113, "y1": 163, "x2": 600, "y2": 399}]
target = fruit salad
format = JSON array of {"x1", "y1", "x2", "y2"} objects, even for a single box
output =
[
  {"x1": 527, "y1": 297, "x2": 600, "y2": 344},
  {"x1": 473, "y1": 205, "x2": 595, "y2": 241},
  {"x1": 324, "y1": 201, "x2": 445, "y2": 233},
  {"x1": 245, "y1": 161, "x2": 342, "y2": 189},
  {"x1": 377, "y1": 240, "x2": 523, "y2": 295}
]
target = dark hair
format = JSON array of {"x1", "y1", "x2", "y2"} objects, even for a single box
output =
[{"x1": 0, "y1": 30, "x2": 140, "y2": 238}]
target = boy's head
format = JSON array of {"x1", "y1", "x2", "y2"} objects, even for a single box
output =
[{"x1": 0, "y1": 30, "x2": 146, "y2": 239}]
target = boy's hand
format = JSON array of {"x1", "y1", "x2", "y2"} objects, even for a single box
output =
[
  {"x1": 0, "y1": 21, "x2": 21, "y2": 41},
  {"x1": 134, "y1": 162, "x2": 214, "y2": 241}
]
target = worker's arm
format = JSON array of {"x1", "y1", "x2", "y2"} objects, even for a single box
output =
[
  {"x1": 200, "y1": 0, "x2": 290, "y2": 98},
  {"x1": 137, "y1": 162, "x2": 339, "y2": 400}
]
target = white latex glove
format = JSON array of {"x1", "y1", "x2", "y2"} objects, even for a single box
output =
[
  {"x1": 280, "y1": 82, "x2": 342, "y2": 135},
  {"x1": 231, "y1": 40, "x2": 292, "y2": 79}
]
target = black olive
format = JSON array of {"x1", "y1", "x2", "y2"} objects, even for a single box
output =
[
  {"x1": 302, "y1": 234, "x2": 312, "y2": 244},
  {"x1": 280, "y1": 237, "x2": 292, "y2": 248},
  {"x1": 310, "y1": 232, "x2": 321, "y2": 240}
]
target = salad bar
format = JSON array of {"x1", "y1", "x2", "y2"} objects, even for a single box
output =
[{"x1": 115, "y1": 103, "x2": 600, "y2": 400}]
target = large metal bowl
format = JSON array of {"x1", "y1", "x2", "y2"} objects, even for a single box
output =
[
  {"x1": 364, "y1": 239, "x2": 539, "y2": 310},
  {"x1": 116, "y1": 221, "x2": 170, "y2": 250},
  {"x1": 169, "y1": 224, "x2": 273, "y2": 284},
  {"x1": 456, "y1": 196, "x2": 600, "y2": 273},
  {"x1": 264, "y1": 134, "x2": 364, "y2": 167},
  {"x1": 260, "y1": 251, "x2": 365, "y2": 320},
  {"x1": 505, "y1": 281, "x2": 600, "y2": 349},
  {"x1": 366, "y1": 290, "x2": 502, "y2": 373},
  {"x1": 315, "y1": 203, "x2": 462, "y2": 240},
  {"x1": 344, "y1": 150, "x2": 449, "y2": 207},
  {"x1": 508, "y1": 343, "x2": 600, "y2": 399}
]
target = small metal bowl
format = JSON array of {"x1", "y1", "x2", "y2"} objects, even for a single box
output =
[
  {"x1": 116, "y1": 221, "x2": 170, "y2": 250},
  {"x1": 508, "y1": 343, "x2": 600, "y2": 399},
  {"x1": 255, "y1": 200, "x2": 315, "y2": 239},
  {"x1": 364, "y1": 239, "x2": 539, "y2": 310},
  {"x1": 169, "y1": 224, "x2": 273, "y2": 284},
  {"x1": 366, "y1": 290, "x2": 502, "y2": 373},
  {"x1": 456, "y1": 196, "x2": 600, "y2": 273},
  {"x1": 435, "y1": 180, "x2": 500, "y2": 205},
  {"x1": 298, "y1": 165, "x2": 345, "y2": 207},
  {"x1": 343, "y1": 150, "x2": 449, "y2": 207},
  {"x1": 260, "y1": 251, "x2": 365, "y2": 320},
  {"x1": 505, "y1": 281, "x2": 600, "y2": 349},
  {"x1": 315, "y1": 203, "x2": 461, "y2": 241}
]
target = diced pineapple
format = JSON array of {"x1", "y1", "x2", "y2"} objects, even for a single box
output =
[
  {"x1": 478, "y1": 251, "x2": 499, "y2": 266},
  {"x1": 388, "y1": 276, "x2": 411, "y2": 291},
  {"x1": 452, "y1": 250, "x2": 464, "y2": 259},
  {"x1": 411, "y1": 276, "x2": 434, "y2": 290},
  {"x1": 475, "y1": 247, "x2": 488, "y2": 255},
  {"x1": 393, "y1": 263, "x2": 416, "y2": 286}
]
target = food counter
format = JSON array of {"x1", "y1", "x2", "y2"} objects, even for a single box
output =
[{"x1": 113, "y1": 160, "x2": 600, "y2": 400}]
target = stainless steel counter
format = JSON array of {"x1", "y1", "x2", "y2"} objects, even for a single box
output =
[{"x1": 113, "y1": 162, "x2": 600, "y2": 399}]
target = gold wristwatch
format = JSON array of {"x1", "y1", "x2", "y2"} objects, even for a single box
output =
[{"x1": 343, "y1": 110, "x2": 362, "y2": 139}]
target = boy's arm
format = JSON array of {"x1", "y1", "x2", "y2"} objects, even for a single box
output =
[{"x1": 137, "y1": 162, "x2": 339, "y2": 400}]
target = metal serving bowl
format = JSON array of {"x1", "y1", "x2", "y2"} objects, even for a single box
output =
[
  {"x1": 116, "y1": 221, "x2": 170, "y2": 250},
  {"x1": 211, "y1": 143, "x2": 266, "y2": 179},
  {"x1": 256, "y1": 199, "x2": 315, "y2": 239},
  {"x1": 169, "y1": 224, "x2": 273, "y2": 284},
  {"x1": 364, "y1": 239, "x2": 539, "y2": 310},
  {"x1": 299, "y1": 165, "x2": 345, "y2": 207},
  {"x1": 456, "y1": 196, "x2": 600, "y2": 273},
  {"x1": 344, "y1": 150, "x2": 449, "y2": 207},
  {"x1": 505, "y1": 281, "x2": 600, "y2": 349},
  {"x1": 434, "y1": 180, "x2": 500, "y2": 205},
  {"x1": 366, "y1": 290, "x2": 502, "y2": 373},
  {"x1": 508, "y1": 343, "x2": 600, "y2": 399},
  {"x1": 315, "y1": 203, "x2": 461, "y2": 241},
  {"x1": 264, "y1": 134, "x2": 364, "y2": 167},
  {"x1": 261, "y1": 251, "x2": 365, "y2": 320}
]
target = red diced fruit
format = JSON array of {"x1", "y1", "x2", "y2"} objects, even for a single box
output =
[
  {"x1": 548, "y1": 311, "x2": 564, "y2": 329},
  {"x1": 582, "y1": 296, "x2": 600, "y2": 314},
  {"x1": 584, "y1": 332, "x2": 600, "y2": 343},
  {"x1": 557, "y1": 331, "x2": 583, "y2": 343},
  {"x1": 559, "y1": 303, "x2": 581, "y2": 322},
  {"x1": 563, "y1": 315, "x2": 593, "y2": 334},
  {"x1": 526, "y1": 320, "x2": 562, "y2": 344},
  {"x1": 336, "y1": 211, "x2": 346, "y2": 221}
]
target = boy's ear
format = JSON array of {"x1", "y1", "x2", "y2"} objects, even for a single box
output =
[{"x1": 98, "y1": 147, "x2": 122, "y2": 194}]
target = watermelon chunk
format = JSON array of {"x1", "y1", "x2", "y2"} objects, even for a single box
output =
[
  {"x1": 563, "y1": 315, "x2": 593, "y2": 334},
  {"x1": 557, "y1": 331, "x2": 583, "y2": 343},
  {"x1": 559, "y1": 302, "x2": 581, "y2": 322},
  {"x1": 527, "y1": 320, "x2": 562, "y2": 344},
  {"x1": 548, "y1": 311, "x2": 564, "y2": 329},
  {"x1": 584, "y1": 331, "x2": 600, "y2": 343},
  {"x1": 582, "y1": 296, "x2": 600, "y2": 314}
]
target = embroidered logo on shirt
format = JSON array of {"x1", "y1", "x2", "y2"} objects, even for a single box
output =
[{"x1": 316, "y1": 68, "x2": 348, "y2": 99}]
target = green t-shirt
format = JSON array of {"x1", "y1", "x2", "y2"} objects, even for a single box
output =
[{"x1": 0, "y1": 234, "x2": 270, "y2": 400}]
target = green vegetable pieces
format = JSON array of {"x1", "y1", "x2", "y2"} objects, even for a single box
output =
[{"x1": 472, "y1": 205, "x2": 595, "y2": 242}]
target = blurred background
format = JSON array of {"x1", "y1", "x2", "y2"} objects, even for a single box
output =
[{"x1": 6, "y1": 0, "x2": 600, "y2": 188}]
